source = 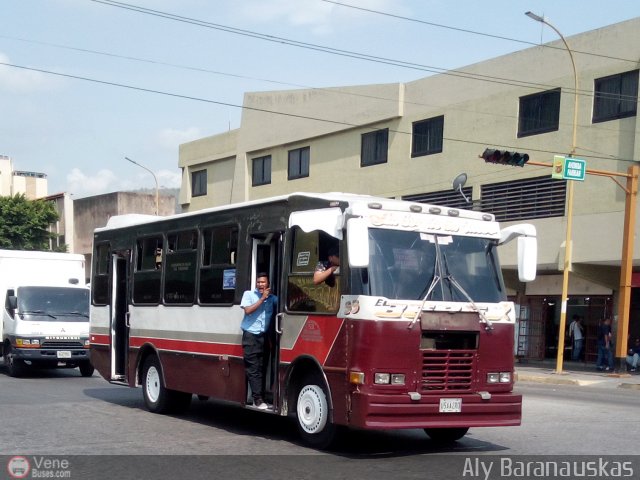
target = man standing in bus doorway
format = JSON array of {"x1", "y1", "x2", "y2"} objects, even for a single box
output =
[
  {"x1": 313, "y1": 247, "x2": 340, "y2": 286},
  {"x1": 240, "y1": 273, "x2": 278, "y2": 410}
]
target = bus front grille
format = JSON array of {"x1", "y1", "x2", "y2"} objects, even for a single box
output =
[
  {"x1": 41, "y1": 341, "x2": 84, "y2": 349},
  {"x1": 420, "y1": 350, "x2": 475, "y2": 392}
]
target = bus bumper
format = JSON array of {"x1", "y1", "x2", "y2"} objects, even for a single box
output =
[{"x1": 348, "y1": 391, "x2": 522, "y2": 429}]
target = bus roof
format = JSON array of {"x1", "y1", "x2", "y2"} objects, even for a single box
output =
[{"x1": 96, "y1": 192, "x2": 494, "y2": 232}]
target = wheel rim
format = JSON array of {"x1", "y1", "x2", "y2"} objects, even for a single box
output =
[
  {"x1": 297, "y1": 385, "x2": 328, "y2": 434},
  {"x1": 145, "y1": 365, "x2": 161, "y2": 403}
]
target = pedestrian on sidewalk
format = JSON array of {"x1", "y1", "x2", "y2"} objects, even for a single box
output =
[
  {"x1": 568, "y1": 315, "x2": 584, "y2": 361},
  {"x1": 626, "y1": 338, "x2": 640, "y2": 372},
  {"x1": 596, "y1": 318, "x2": 614, "y2": 371}
]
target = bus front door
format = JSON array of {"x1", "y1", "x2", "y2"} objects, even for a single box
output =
[
  {"x1": 110, "y1": 253, "x2": 130, "y2": 382},
  {"x1": 251, "y1": 233, "x2": 283, "y2": 408}
]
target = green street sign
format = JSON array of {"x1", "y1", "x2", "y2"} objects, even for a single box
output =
[{"x1": 552, "y1": 155, "x2": 586, "y2": 181}]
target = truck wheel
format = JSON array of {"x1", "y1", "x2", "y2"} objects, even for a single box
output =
[
  {"x1": 295, "y1": 378, "x2": 336, "y2": 449},
  {"x1": 79, "y1": 363, "x2": 95, "y2": 377},
  {"x1": 424, "y1": 427, "x2": 469, "y2": 442},
  {"x1": 3, "y1": 346, "x2": 24, "y2": 377},
  {"x1": 142, "y1": 355, "x2": 191, "y2": 414}
]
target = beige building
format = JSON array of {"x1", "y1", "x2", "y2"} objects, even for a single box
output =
[
  {"x1": 178, "y1": 18, "x2": 640, "y2": 362},
  {"x1": 0, "y1": 155, "x2": 48, "y2": 199}
]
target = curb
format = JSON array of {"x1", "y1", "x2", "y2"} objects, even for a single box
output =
[{"x1": 516, "y1": 372, "x2": 640, "y2": 389}]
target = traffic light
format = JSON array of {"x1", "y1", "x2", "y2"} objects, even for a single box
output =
[{"x1": 481, "y1": 148, "x2": 530, "y2": 167}]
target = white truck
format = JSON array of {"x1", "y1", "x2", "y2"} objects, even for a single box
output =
[{"x1": 0, "y1": 249, "x2": 93, "y2": 377}]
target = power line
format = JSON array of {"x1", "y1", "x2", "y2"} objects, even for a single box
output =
[
  {"x1": 84, "y1": 0, "x2": 593, "y2": 96},
  {"x1": 320, "y1": 0, "x2": 639, "y2": 64},
  {"x1": 1, "y1": 60, "x2": 635, "y2": 165}
]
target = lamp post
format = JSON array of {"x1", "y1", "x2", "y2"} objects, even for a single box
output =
[
  {"x1": 525, "y1": 12, "x2": 578, "y2": 374},
  {"x1": 125, "y1": 156, "x2": 159, "y2": 215}
]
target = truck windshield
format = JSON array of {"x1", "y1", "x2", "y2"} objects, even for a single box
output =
[
  {"x1": 366, "y1": 228, "x2": 506, "y2": 303},
  {"x1": 17, "y1": 287, "x2": 90, "y2": 321}
]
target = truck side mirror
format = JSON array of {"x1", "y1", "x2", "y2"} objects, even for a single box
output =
[{"x1": 6, "y1": 289, "x2": 17, "y2": 317}]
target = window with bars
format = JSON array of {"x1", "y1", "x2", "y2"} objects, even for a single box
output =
[
  {"x1": 518, "y1": 88, "x2": 561, "y2": 137},
  {"x1": 593, "y1": 70, "x2": 638, "y2": 123},
  {"x1": 411, "y1": 115, "x2": 444, "y2": 157},
  {"x1": 252, "y1": 155, "x2": 272, "y2": 186},
  {"x1": 402, "y1": 187, "x2": 472, "y2": 209},
  {"x1": 361, "y1": 129, "x2": 389, "y2": 167},
  {"x1": 480, "y1": 176, "x2": 566, "y2": 222}
]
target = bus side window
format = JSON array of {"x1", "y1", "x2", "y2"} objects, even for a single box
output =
[
  {"x1": 199, "y1": 226, "x2": 238, "y2": 304},
  {"x1": 133, "y1": 235, "x2": 163, "y2": 304},
  {"x1": 287, "y1": 228, "x2": 340, "y2": 313},
  {"x1": 164, "y1": 229, "x2": 198, "y2": 304}
]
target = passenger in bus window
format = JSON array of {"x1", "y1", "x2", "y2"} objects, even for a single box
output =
[
  {"x1": 313, "y1": 247, "x2": 340, "y2": 286},
  {"x1": 240, "y1": 273, "x2": 278, "y2": 410}
]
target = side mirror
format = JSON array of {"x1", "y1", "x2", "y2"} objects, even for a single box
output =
[
  {"x1": 500, "y1": 224, "x2": 537, "y2": 282},
  {"x1": 8, "y1": 295, "x2": 17, "y2": 310},
  {"x1": 347, "y1": 218, "x2": 369, "y2": 268},
  {"x1": 517, "y1": 236, "x2": 537, "y2": 282}
]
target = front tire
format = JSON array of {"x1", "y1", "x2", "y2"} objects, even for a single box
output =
[
  {"x1": 424, "y1": 427, "x2": 469, "y2": 442},
  {"x1": 3, "y1": 346, "x2": 24, "y2": 377},
  {"x1": 295, "y1": 379, "x2": 336, "y2": 449},
  {"x1": 79, "y1": 362, "x2": 95, "y2": 377},
  {"x1": 142, "y1": 355, "x2": 191, "y2": 414}
]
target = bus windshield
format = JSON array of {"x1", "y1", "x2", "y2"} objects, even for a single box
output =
[
  {"x1": 366, "y1": 228, "x2": 506, "y2": 303},
  {"x1": 17, "y1": 286, "x2": 90, "y2": 321}
]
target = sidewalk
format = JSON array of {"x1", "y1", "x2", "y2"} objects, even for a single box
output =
[{"x1": 515, "y1": 359, "x2": 640, "y2": 390}]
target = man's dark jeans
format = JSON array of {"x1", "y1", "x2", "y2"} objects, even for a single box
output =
[{"x1": 242, "y1": 330, "x2": 265, "y2": 403}]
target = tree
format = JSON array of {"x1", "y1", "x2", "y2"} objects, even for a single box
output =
[{"x1": 0, "y1": 194, "x2": 60, "y2": 251}]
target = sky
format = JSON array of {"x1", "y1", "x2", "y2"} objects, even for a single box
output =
[{"x1": 1, "y1": 0, "x2": 638, "y2": 198}]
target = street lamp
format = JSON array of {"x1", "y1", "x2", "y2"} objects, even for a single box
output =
[
  {"x1": 525, "y1": 11, "x2": 578, "y2": 374},
  {"x1": 125, "y1": 156, "x2": 159, "y2": 215}
]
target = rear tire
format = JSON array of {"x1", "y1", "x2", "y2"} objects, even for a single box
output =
[
  {"x1": 424, "y1": 427, "x2": 469, "y2": 442},
  {"x1": 295, "y1": 378, "x2": 337, "y2": 449},
  {"x1": 142, "y1": 355, "x2": 191, "y2": 414},
  {"x1": 79, "y1": 362, "x2": 95, "y2": 377}
]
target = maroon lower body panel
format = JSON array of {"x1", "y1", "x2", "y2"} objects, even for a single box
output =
[{"x1": 348, "y1": 391, "x2": 522, "y2": 430}]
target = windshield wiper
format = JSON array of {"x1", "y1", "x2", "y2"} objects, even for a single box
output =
[
  {"x1": 441, "y1": 251, "x2": 493, "y2": 331},
  {"x1": 20, "y1": 310, "x2": 57, "y2": 319},
  {"x1": 409, "y1": 243, "x2": 442, "y2": 330},
  {"x1": 56, "y1": 311, "x2": 89, "y2": 318}
]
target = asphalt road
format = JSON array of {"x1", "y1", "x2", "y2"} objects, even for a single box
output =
[{"x1": 1, "y1": 366, "x2": 639, "y2": 478}]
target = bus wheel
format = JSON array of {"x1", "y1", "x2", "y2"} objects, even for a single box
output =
[
  {"x1": 296, "y1": 380, "x2": 336, "y2": 449},
  {"x1": 142, "y1": 355, "x2": 171, "y2": 413},
  {"x1": 79, "y1": 363, "x2": 95, "y2": 377},
  {"x1": 424, "y1": 427, "x2": 469, "y2": 443},
  {"x1": 3, "y1": 346, "x2": 24, "y2": 377},
  {"x1": 142, "y1": 355, "x2": 192, "y2": 414}
]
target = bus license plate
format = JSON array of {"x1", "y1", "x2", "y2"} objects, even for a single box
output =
[
  {"x1": 57, "y1": 351, "x2": 72, "y2": 359},
  {"x1": 439, "y1": 398, "x2": 462, "y2": 413}
]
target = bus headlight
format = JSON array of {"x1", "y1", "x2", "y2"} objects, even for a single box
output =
[
  {"x1": 487, "y1": 372, "x2": 512, "y2": 384},
  {"x1": 374, "y1": 373, "x2": 405, "y2": 385}
]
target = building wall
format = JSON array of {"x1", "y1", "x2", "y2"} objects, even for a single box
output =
[
  {"x1": 0, "y1": 156, "x2": 12, "y2": 196},
  {"x1": 177, "y1": 17, "x2": 640, "y2": 296}
]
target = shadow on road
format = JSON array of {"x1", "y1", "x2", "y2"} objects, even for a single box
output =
[{"x1": 82, "y1": 386, "x2": 510, "y2": 456}]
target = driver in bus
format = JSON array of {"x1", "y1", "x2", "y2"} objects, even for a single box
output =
[
  {"x1": 313, "y1": 247, "x2": 340, "y2": 286},
  {"x1": 240, "y1": 273, "x2": 278, "y2": 410}
]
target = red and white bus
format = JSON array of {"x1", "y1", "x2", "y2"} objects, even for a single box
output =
[{"x1": 89, "y1": 192, "x2": 536, "y2": 448}]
